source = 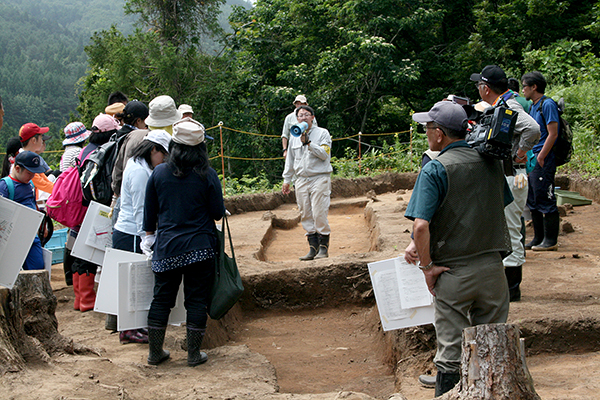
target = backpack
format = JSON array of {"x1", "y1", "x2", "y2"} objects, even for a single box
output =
[
  {"x1": 79, "y1": 134, "x2": 125, "y2": 206},
  {"x1": 538, "y1": 97, "x2": 573, "y2": 166},
  {"x1": 46, "y1": 149, "x2": 89, "y2": 228}
]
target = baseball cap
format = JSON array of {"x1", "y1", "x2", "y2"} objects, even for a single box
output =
[
  {"x1": 122, "y1": 100, "x2": 149, "y2": 121},
  {"x1": 145, "y1": 95, "x2": 182, "y2": 127},
  {"x1": 178, "y1": 104, "x2": 194, "y2": 114},
  {"x1": 63, "y1": 122, "x2": 91, "y2": 146},
  {"x1": 294, "y1": 95, "x2": 308, "y2": 105},
  {"x1": 172, "y1": 117, "x2": 206, "y2": 146},
  {"x1": 14, "y1": 151, "x2": 47, "y2": 173},
  {"x1": 144, "y1": 130, "x2": 172, "y2": 153},
  {"x1": 19, "y1": 123, "x2": 50, "y2": 142},
  {"x1": 92, "y1": 113, "x2": 120, "y2": 133},
  {"x1": 412, "y1": 101, "x2": 468, "y2": 132},
  {"x1": 470, "y1": 65, "x2": 507, "y2": 87}
]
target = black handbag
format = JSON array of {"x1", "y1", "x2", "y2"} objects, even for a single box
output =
[{"x1": 208, "y1": 214, "x2": 244, "y2": 320}]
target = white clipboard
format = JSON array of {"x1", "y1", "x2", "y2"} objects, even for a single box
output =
[
  {"x1": 71, "y1": 201, "x2": 112, "y2": 265},
  {"x1": 0, "y1": 196, "x2": 44, "y2": 289}
]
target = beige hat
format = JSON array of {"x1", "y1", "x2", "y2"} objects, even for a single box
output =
[
  {"x1": 105, "y1": 103, "x2": 125, "y2": 116},
  {"x1": 178, "y1": 104, "x2": 194, "y2": 114},
  {"x1": 172, "y1": 117, "x2": 206, "y2": 146},
  {"x1": 145, "y1": 95, "x2": 182, "y2": 127},
  {"x1": 294, "y1": 95, "x2": 308, "y2": 105}
]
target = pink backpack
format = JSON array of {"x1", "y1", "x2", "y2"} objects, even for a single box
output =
[{"x1": 47, "y1": 150, "x2": 89, "y2": 228}]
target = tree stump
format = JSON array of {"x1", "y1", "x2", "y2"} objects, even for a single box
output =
[
  {"x1": 439, "y1": 323, "x2": 541, "y2": 400},
  {"x1": 0, "y1": 270, "x2": 92, "y2": 374}
]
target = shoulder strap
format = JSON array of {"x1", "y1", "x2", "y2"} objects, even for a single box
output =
[
  {"x1": 2, "y1": 176, "x2": 15, "y2": 200},
  {"x1": 537, "y1": 97, "x2": 547, "y2": 127}
]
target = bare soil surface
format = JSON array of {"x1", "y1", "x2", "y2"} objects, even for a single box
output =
[{"x1": 3, "y1": 175, "x2": 600, "y2": 400}]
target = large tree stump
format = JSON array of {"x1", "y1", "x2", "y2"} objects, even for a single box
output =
[
  {"x1": 440, "y1": 323, "x2": 541, "y2": 400},
  {"x1": 0, "y1": 270, "x2": 93, "y2": 375}
]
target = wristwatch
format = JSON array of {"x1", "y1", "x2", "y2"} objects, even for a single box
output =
[
  {"x1": 282, "y1": 148, "x2": 287, "y2": 153},
  {"x1": 419, "y1": 261, "x2": 434, "y2": 271}
]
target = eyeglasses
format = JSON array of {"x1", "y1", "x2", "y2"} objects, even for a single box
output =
[
  {"x1": 297, "y1": 113, "x2": 313, "y2": 118},
  {"x1": 475, "y1": 82, "x2": 487, "y2": 89}
]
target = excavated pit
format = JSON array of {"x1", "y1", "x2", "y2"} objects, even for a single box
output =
[{"x1": 9, "y1": 172, "x2": 600, "y2": 400}]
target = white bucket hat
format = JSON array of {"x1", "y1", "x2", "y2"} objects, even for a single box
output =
[
  {"x1": 178, "y1": 104, "x2": 194, "y2": 114},
  {"x1": 145, "y1": 95, "x2": 182, "y2": 127}
]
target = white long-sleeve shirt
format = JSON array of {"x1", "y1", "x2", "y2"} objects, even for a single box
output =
[
  {"x1": 114, "y1": 157, "x2": 153, "y2": 237},
  {"x1": 282, "y1": 125, "x2": 332, "y2": 184}
]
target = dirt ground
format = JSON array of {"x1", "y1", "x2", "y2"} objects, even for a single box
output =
[{"x1": 2, "y1": 175, "x2": 600, "y2": 400}]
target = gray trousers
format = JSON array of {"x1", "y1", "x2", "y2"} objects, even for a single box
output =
[{"x1": 433, "y1": 252, "x2": 509, "y2": 373}]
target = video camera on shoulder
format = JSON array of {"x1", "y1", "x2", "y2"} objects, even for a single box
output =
[{"x1": 466, "y1": 106, "x2": 517, "y2": 160}]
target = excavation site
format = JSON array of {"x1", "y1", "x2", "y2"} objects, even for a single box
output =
[{"x1": 2, "y1": 172, "x2": 600, "y2": 400}]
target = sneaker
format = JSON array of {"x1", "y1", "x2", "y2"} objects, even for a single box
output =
[
  {"x1": 120, "y1": 329, "x2": 149, "y2": 344},
  {"x1": 418, "y1": 374, "x2": 436, "y2": 389}
]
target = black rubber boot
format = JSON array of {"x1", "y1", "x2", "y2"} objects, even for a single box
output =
[
  {"x1": 505, "y1": 266, "x2": 522, "y2": 302},
  {"x1": 314, "y1": 234, "x2": 329, "y2": 259},
  {"x1": 187, "y1": 327, "x2": 208, "y2": 367},
  {"x1": 532, "y1": 211, "x2": 559, "y2": 251},
  {"x1": 435, "y1": 371, "x2": 460, "y2": 397},
  {"x1": 105, "y1": 314, "x2": 117, "y2": 332},
  {"x1": 299, "y1": 233, "x2": 319, "y2": 261},
  {"x1": 63, "y1": 249, "x2": 73, "y2": 286},
  {"x1": 147, "y1": 327, "x2": 170, "y2": 365},
  {"x1": 525, "y1": 210, "x2": 544, "y2": 250}
]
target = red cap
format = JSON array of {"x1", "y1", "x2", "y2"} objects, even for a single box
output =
[{"x1": 19, "y1": 123, "x2": 50, "y2": 142}]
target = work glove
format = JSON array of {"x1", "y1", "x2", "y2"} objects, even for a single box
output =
[
  {"x1": 141, "y1": 234, "x2": 156, "y2": 258},
  {"x1": 514, "y1": 173, "x2": 527, "y2": 190}
]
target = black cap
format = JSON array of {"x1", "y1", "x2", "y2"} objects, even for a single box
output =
[
  {"x1": 122, "y1": 100, "x2": 149, "y2": 121},
  {"x1": 470, "y1": 65, "x2": 508, "y2": 87}
]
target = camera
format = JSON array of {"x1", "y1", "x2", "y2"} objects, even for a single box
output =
[{"x1": 466, "y1": 106, "x2": 517, "y2": 160}]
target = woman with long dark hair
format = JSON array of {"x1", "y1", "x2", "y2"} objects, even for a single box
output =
[
  {"x1": 1, "y1": 137, "x2": 22, "y2": 178},
  {"x1": 142, "y1": 118, "x2": 224, "y2": 366},
  {"x1": 111, "y1": 130, "x2": 171, "y2": 344}
]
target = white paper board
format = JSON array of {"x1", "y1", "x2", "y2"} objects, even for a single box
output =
[
  {"x1": 0, "y1": 196, "x2": 44, "y2": 289},
  {"x1": 117, "y1": 261, "x2": 185, "y2": 331},
  {"x1": 71, "y1": 201, "x2": 113, "y2": 265},
  {"x1": 95, "y1": 248, "x2": 147, "y2": 314},
  {"x1": 368, "y1": 256, "x2": 435, "y2": 331}
]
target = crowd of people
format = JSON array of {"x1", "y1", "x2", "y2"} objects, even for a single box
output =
[
  {"x1": 0, "y1": 92, "x2": 224, "y2": 367},
  {"x1": 0, "y1": 66, "x2": 563, "y2": 382}
]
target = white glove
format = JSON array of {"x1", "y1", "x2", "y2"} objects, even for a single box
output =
[
  {"x1": 514, "y1": 173, "x2": 527, "y2": 190},
  {"x1": 141, "y1": 234, "x2": 156, "y2": 258}
]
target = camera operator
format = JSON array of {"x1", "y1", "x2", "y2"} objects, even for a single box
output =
[{"x1": 470, "y1": 65, "x2": 540, "y2": 302}]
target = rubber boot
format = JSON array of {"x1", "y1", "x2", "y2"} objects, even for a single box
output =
[
  {"x1": 505, "y1": 266, "x2": 522, "y2": 302},
  {"x1": 299, "y1": 233, "x2": 319, "y2": 261},
  {"x1": 63, "y1": 249, "x2": 73, "y2": 286},
  {"x1": 532, "y1": 211, "x2": 559, "y2": 251},
  {"x1": 435, "y1": 371, "x2": 460, "y2": 397},
  {"x1": 187, "y1": 327, "x2": 208, "y2": 367},
  {"x1": 105, "y1": 314, "x2": 118, "y2": 332},
  {"x1": 418, "y1": 374, "x2": 436, "y2": 388},
  {"x1": 314, "y1": 234, "x2": 329, "y2": 259},
  {"x1": 79, "y1": 272, "x2": 96, "y2": 312},
  {"x1": 72, "y1": 272, "x2": 80, "y2": 311},
  {"x1": 525, "y1": 210, "x2": 544, "y2": 250},
  {"x1": 147, "y1": 327, "x2": 170, "y2": 365}
]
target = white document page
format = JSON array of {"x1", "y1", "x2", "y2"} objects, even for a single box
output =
[
  {"x1": 395, "y1": 257, "x2": 433, "y2": 309},
  {"x1": 72, "y1": 201, "x2": 113, "y2": 265},
  {"x1": 368, "y1": 256, "x2": 435, "y2": 331}
]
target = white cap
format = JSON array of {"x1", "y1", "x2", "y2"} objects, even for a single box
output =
[
  {"x1": 294, "y1": 95, "x2": 308, "y2": 105},
  {"x1": 144, "y1": 130, "x2": 172, "y2": 153},
  {"x1": 178, "y1": 104, "x2": 194, "y2": 114}
]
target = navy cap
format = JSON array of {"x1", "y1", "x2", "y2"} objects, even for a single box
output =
[{"x1": 14, "y1": 151, "x2": 46, "y2": 173}]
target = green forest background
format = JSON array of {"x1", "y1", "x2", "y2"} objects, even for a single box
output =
[{"x1": 2, "y1": 0, "x2": 600, "y2": 192}]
